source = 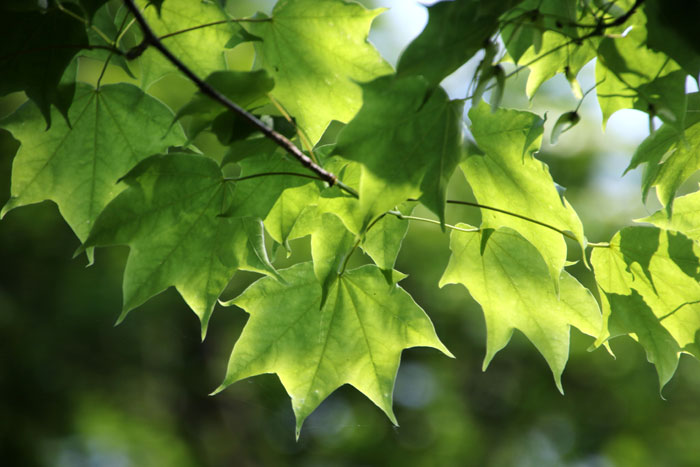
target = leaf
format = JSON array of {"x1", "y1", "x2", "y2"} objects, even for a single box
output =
[
  {"x1": 264, "y1": 183, "x2": 321, "y2": 251},
  {"x1": 0, "y1": 4, "x2": 88, "y2": 126},
  {"x1": 223, "y1": 152, "x2": 319, "y2": 220},
  {"x1": 217, "y1": 262, "x2": 452, "y2": 437},
  {"x1": 591, "y1": 226, "x2": 700, "y2": 388},
  {"x1": 462, "y1": 101, "x2": 585, "y2": 285},
  {"x1": 293, "y1": 211, "x2": 357, "y2": 304},
  {"x1": 175, "y1": 70, "x2": 274, "y2": 140},
  {"x1": 440, "y1": 226, "x2": 601, "y2": 391},
  {"x1": 551, "y1": 111, "x2": 581, "y2": 144},
  {"x1": 501, "y1": 0, "x2": 580, "y2": 64},
  {"x1": 84, "y1": 153, "x2": 279, "y2": 337},
  {"x1": 519, "y1": 31, "x2": 597, "y2": 99},
  {"x1": 80, "y1": 3, "x2": 135, "y2": 78},
  {"x1": 595, "y1": 10, "x2": 687, "y2": 130},
  {"x1": 246, "y1": 0, "x2": 392, "y2": 144},
  {"x1": 1, "y1": 83, "x2": 186, "y2": 243},
  {"x1": 626, "y1": 93, "x2": 700, "y2": 210},
  {"x1": 134, "y1": 0, "x2": 238, "y2": 88},
  {"x1": 639, "y1": 190, "x2": 700, "y2": 241},
  {"x1": 336, "y1": 76, "x2": 463, "y2": 228},
  {"x1": 645, "y1": 0, "x2": 700, "y2": 77},
  {"x1": 396, "y1": 0, "x2": 514, "y2": 87},
  {"x1": 361, "y1": 203, "x2": 413, "y2": 272}
]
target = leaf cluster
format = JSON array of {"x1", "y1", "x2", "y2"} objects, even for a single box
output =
[{"x1": 2, "y1": 0, "x2": 700, "y2": 436}]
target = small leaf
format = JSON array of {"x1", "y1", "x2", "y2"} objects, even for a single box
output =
[
  {"x1": 551, "y1": 111, "x2": 581, "y2": 144},
  {"x1": 218, "y1": 262, "x2": 451, "y2": 437}
]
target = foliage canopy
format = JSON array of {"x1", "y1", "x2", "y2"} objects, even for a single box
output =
[{"x1": 2, "y1": 0, "x2": 700, "y2": 437}]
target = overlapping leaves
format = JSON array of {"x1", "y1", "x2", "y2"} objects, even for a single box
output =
[{"x1": 2, "y1": 0, "x2": 700, "y2": 438}]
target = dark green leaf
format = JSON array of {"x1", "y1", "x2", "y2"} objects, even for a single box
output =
[{"x1": 85, "y1": 153, "x2": 279, "y2": 337}]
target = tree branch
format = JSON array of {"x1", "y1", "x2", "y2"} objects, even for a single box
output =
[{"x1": 121, "y1": 0, "x2": 358, "y2": 198}]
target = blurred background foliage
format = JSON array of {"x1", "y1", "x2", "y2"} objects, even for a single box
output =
[{"x1": 2, "y1": 1, "x2": 700, "y2": 466}]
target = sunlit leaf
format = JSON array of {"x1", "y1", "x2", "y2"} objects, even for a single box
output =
[
  {"x1": 462, "y1": 101, "x2": 585, "y2": 285},
  {"x1": 595, "y1": 10, "x2": 687, "y2": 130},
  {"x1": 218, "y1": 262, "x2": 452, "y2": 437},
  {"x1": 626, "y1": 94, "x2": 700, "y2": 210},
  {"x1": 246, "y1": 0, "x2": 392, "y2": 144},
  {"x1": 440, "y1": 226, "x2": 601, "y2": 391},
  {"x1": 591, "y1": 226, "x2": 700, "y2": 388}
]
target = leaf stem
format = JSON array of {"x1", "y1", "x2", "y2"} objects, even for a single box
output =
[
  {"x1": 388, "y1": 211, "x2": 479, "y2": 233},
  {"x1": 56, "y1": 0, "x2": 115, "y2": 46},
  {"x1": 158, "y1": 18, "x2": 272, "y2": 41},
  {"x1": 444, "y1": 199, "x2": 578, "y2": 241},
  {"x1": 223, "y1": 172, "x2": 324, "y2": 183},
  {"x1": 122, "y1": 0, "x2": 357, "y2": 198}
]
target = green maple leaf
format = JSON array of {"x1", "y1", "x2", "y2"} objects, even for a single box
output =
[
  {"x1": 264, "y1": 183, "x2": 321, "y2": 251},
  {"x1": 216, "y1": 262, "x2": 452, "y2": 437},
  {"x1": 639, "y1": 190, "x2": 700, "y2": 241},
  {"x1": 1, "y1": 83, "x2": 185, "y2": 244},
  {"x1": 626, "y1": 93, "x2": 700, "y2": 211},
  {"x1": 397, "y1": 0, "x2": 514, "y2": 86},
  {"x1": 645, "y1": 0, "x2": 700, "y2": 77},
  {"x1": 361, "y1": 203, "x2": 413, "y2": 273},
  {"x1": 246, "y1": 0, "x2": 392, "y2": 144},
  {"x1": 84, "y1": 153, "x2": 278, "y2": 337},
  {"x1": 595, "y1": 9, "x2": 687, "y2": 130},
  {"x1": 519, "y1": 31, "x2": 597, "y2": 99},
  {"x1": 336, "y1": 76, "x2": 463, "y2": 228},
  {"x1": 0, "y1": 4, "x2": 88, "y2": 126},
  {"x1": 440, "y1": 226, "x2": 601, "y2": 391},
  {"x1": 591, "y1": 226, "x2": 700, "y2": 388},
  {"x1": 134, "y1": 0, "x2": 238, "y2": 88},
  {"x1": 462, "y1": 101, "x2": 585, "y2": 286},
  {"x1": 175, "y1": 70, "x2": 274, "y2": 141},
  {"x1": 223, "y1": 152, "x2": 320, "y2": 220}
]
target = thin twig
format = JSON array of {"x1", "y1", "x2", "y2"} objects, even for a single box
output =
[
  {"x1": 159, "y1": 18, "x2": 271, "y2": 41},
  {"x1": 444, "y1": 199, "x2": 578, "y2": 241},
  {"x1": 388, "y1": 211, "x2": 479, "y2": 233},
  {"x1": 223, "y1": 172, "x2": 324, "y2": 183},
  {"x1": 122, "y1": 0, "x2": 358, "y2": 198}
]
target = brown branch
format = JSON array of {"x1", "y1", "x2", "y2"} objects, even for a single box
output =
[{"x1": 122, "y1": 0, "x2": 358, "y2": 198}]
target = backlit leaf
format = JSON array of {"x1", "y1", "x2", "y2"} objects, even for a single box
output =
[
  {"x1": 84, "y1": 153, "x2": 278, "y2": 337},
  {"x1": 1, "y1": 83, "x2": 185, "y2": 243},
  {"x1": 462, "y1": 101, "x2": 585, "y2": 285},
  {"x1": 440, "y1": 226, "x2": 601, "y2": 391},
  {"x1": 246, "y1": 0, "x2": 392, "y2": 144},
  {"x1": 218, "y1": 262, "x2": 451, "y2": 437},
  {"x1": 591, "y1": 226, "x2": 700, "y2": 388},
  {"x1": 595, "y1": 10, "x2": 687, "y2": 130}
]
